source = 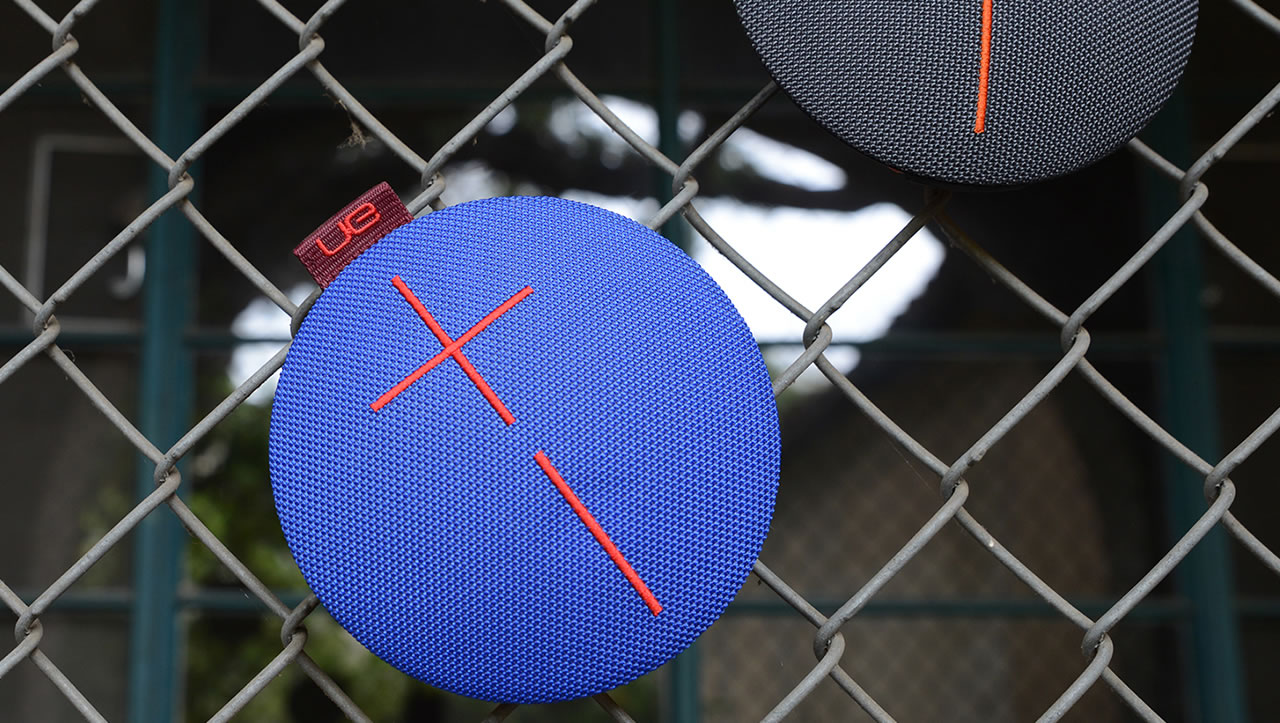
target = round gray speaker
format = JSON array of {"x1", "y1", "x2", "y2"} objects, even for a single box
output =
[{"x1": 733, "y1": 0, "x2": 1198, "y2": 187}]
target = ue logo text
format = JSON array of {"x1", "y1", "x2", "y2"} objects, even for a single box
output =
[{"x1": 315, "y1": 202, "x2": 382, "y2": 257}]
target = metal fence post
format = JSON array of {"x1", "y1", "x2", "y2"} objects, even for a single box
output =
[
  {"x1": 667, "y1": 643, "x2": 701, "y2": 723},
  {"x1": 127, "y1": 0, "x2": 201, "y2": 720},
  {"x1": 1144, "y1": 91, "x2": 1249, "y2": 723},
  {"x1": 653, "y1": 2, "x2": 699, "y2": 720},
  {"x1": 653, "y1": 0, "x2": 687, "y2": 250}
]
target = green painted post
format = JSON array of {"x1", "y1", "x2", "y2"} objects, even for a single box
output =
[
  {"x1": 653, "y1": 2, "x2": 698, "y2": 720},
  {"x1": 653, "y1": 0, "x2": 687, "y2": 251},
  {"x1": 128, "y1": 0, "x2": 201, "y2": 720},
  {"x1": 667, "y1": 643, "x2": 701, "y2": 723},
  {"x1": 1144, "y1": 91, "x2": 1249, "y2": 723}
]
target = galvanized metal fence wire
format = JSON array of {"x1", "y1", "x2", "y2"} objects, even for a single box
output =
[{"x1": 2, "y1": 0, "x2": 1280, "y2": 720}]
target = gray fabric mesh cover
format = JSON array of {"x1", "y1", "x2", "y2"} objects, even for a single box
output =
[{"x1": 734, "y1": 0, "x2": 1198, "y2": 186}]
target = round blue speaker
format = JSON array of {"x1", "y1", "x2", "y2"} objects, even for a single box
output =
[
  {"x1": 734, "y1": 0, "x2": 1197, "y2": 186},
  {"x1": 269, "y1": 196, "x2": 780, "y2": 703}
]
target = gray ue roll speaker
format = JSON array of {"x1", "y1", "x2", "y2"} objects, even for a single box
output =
[{"x1": 733, "y1": 0, "x2": 1198, "y2": 187}]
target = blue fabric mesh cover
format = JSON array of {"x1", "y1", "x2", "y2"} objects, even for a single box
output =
[{"x1": 269, "y1": 196, "x2": 780, "y2": 703}]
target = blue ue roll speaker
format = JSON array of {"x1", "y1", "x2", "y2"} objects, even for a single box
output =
[{"x1": 270, "y1": 194, "x2": 781, "y2": 703}]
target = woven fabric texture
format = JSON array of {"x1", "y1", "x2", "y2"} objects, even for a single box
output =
[
  {"x1": 734, "y1": 0, "x2": 1198, "y2": 186},
  {"x1": 269, "y1": 196, "x2": 780, "y2": 703}
]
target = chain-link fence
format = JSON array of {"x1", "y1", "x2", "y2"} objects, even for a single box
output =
[{"x1": 2, "y1": 0, "x2": 1280, "y2": 720}]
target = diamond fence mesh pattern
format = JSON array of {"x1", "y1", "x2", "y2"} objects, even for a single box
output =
[{"x1": 1, "y1": 0, "x2": 1279, "y2": 721}]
